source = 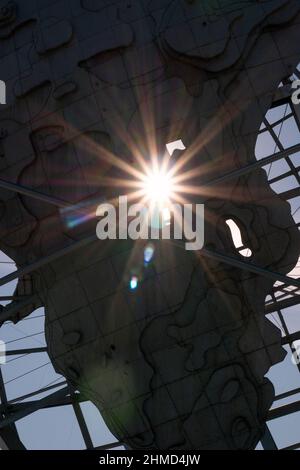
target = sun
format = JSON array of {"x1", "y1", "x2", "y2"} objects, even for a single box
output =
[{"x1": 142, "y1": 167, "x2": 174, "y2": 206}]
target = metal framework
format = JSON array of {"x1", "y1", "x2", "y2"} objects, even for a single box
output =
[{"x1": 0, "y1": 81, "x2": 299, "y2": 451}]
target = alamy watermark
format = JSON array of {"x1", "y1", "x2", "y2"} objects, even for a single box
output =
[
  {"x1": 0, "y1": 80, "x2": 6, "y2": 105},
  {"x1": 0, "y1": 340, "x2": 6, "y2": 364},
  {"x1": 291, "y1": 345, "x2": 300, "y2": 366},
  {"x1": 292, "y1": 79, "x2": 300, "y2": 105},
  {"x1": 95, "y1": 196, "x2": 204, "y2": 251}
]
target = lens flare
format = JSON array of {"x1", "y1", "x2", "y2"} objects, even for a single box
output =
[
  {"x1": 129, "y1": 276, "x2": 139, "y2": 290},
  {"x1": 144, "y1": 244, "x2": 155, "y2": 264}
]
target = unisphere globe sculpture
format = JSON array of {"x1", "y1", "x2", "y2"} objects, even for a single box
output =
[{"x1": 0, "y1": 0, "x2": 299, "y2": 449}]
